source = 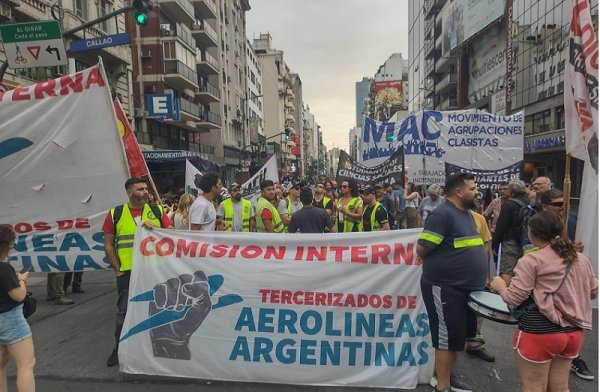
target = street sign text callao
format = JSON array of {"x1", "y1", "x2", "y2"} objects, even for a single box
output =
[
  {"x1": 0, "y1": 20, "x2": 68, "y2": 69},
  {"x1": 69, "y1": 32, "x2": 132, "y2": 53}
]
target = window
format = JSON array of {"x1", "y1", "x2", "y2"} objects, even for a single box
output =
[
  {"x1": 555, "y1": 106, "x2": 565, "y2": 130},
  {"x1": 98, "y1": 0, "x2": 111, "y2": 32},
  {"x1": 163, "y1": 42, "x2": 176, "y2": 59},
  {"x1": 74, "y1": 0, "x2": 87, "y2": 19}
]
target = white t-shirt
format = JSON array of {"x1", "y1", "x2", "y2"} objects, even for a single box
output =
[{"x1": 189, "y1": 196, "x2": 217, "y2": 231}]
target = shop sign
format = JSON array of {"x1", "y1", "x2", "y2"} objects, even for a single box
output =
[{"x1": 524, "y1": 131, "x2": 565, "y2": 153}]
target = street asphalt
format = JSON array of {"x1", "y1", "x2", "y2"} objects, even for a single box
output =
[{"x1": 6, "y1": 271, "x2": 598, "y2": 392}]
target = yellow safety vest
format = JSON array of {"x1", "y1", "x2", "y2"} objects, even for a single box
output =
[
  {"x1": 255, "y1": 197, "x2": 284, "y2": 233},
  {"x1": 314, "y1": 196, "x2": 331, "y2": 210},
  {"x1": 335, "y1": 197, "x2": 362, "y2": 233},
  {"x1": 221, "y1": 198, "x2": 252, "y2": 232},
  {"x1": 111, "y1": 203, "x2": 162, "y2": 272},
  {"x1": 363, "y1": 202, "x2": 385, "y2": 232}
]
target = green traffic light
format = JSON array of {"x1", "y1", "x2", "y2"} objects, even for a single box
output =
[{"x1": 134, "y1": 11, "x2": 148, "y2": 25}]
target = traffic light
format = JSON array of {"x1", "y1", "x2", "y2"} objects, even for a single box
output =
[
  {"x1": 133, "y1": 0, "x2": 153, "y2": 26},
  {"x1": 284, "y1": 128, "x2": 291, "y2": 141}
]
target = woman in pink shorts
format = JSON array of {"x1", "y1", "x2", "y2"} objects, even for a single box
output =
[{"x1": 492, "y1": 211, "x2": 598, "y2": 392}]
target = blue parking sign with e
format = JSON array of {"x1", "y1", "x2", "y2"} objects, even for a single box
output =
[{"x1": 147, "y1": 94, "x2": 174, "y2": 117}]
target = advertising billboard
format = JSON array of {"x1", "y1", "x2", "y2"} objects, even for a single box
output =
[
  {"x1": 442, "y1": 0, "x2": 505, "y2": 55},
  {"x1": 373, "y1": 80, "x2": 404, "y2": 121},
  {"x1": 468, "y1": 25, "x2": 507, "y2": 103}
]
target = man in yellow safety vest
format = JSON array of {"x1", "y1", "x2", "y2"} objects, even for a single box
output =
[
  {"x1": 103, "y1": 177, "x2": 171, "y2": 367},
  {"x1": 360, "y1": 186, "x2": 390, "y2": 231},
  {"x1": 217, "y1": 183, "x2": 255, "y2": 232},
  {"x1": 255, "y1": 180, "x2": 284, "y2": 233}
]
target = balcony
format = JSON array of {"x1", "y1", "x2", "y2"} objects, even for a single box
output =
[
  {"x1": 196, "y1": 50, "x2": 219, "y2": 75},
  {"x1": 196, "y1": 110, "x2": 222, "y2": 131},
  {"x1": 160, "y1": 0, "x2": 195, "y2": 24},
  {"x1": 439, "y1": 96, "x2": 458, "y2": 110},
  {"x1": 424, "y1": 59, "x2": 435, "y2": 77},
  {"x1": 196, "y1": 81, "x2": 220, "y2": 103},
  {"x1": 437, "y1": 73, "x2": 457, "y2": 93},
  {"x1": 436, "y1": 54, "x2": 456, "y2": 73},
  {"x1": 424, "y1": 18, "x2": 433, "y2": 39},
  {"x1": 160, "y1": 23, "x2": 195, "y2": 50},
  {"x1": 164, "y1": 60, "x2": 198, "y2": 91},
  {"x1": 424, "y1": 78, "x2": 435, "y2": 97},
  {"x1": 179, "y1": 98, "x2": 200, "y2": 121},
  {"x1": 423, "y1": 0, "x2": 434, "y2": 19},
  {"x1": 190, "y1": 0, "x2": 218, "y2": 19},
  {"x1": 286, "y1": 113, "x2": 295, "y2": 122},
  {"x1": 424, "y1": 38, "x2": 435, "y2": 59},
  {"x1": 191, "y1": 21, "x2": 218, "y2": 48}
]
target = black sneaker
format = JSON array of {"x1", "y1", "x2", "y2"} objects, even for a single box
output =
[
  {"x1": 571, "y1": 357, "x2": 594, "y2": 380},
  {"x1": 430, "y1": 374, "x2": 472, "y2": 392},
  {"x1": 106, "y1": 349, "x2": 119, "y2": 367}
]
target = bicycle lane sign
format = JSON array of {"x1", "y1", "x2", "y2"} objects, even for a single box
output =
[{"x1": 0, "y1": 20, "x2": 68, "y2": 69}]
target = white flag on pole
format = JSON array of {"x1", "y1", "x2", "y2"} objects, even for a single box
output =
[
  {"x1": 185, "y1": 159, "x2": 202, "y2": 196},
  {"x1": 241, "y1": 154, "x2": 279, "y2": 203},
  {"x1": 564, "y1": 0, "x2": 598, "y2": 270}
]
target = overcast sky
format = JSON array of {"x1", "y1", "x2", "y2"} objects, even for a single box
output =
[{"x1": 246, "y1": 1, "x2": 409, "y2": 151}]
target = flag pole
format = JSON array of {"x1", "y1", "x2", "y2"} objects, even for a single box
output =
[{"x1": 563, "y1": 153, "x2": 572, "y2": 239}]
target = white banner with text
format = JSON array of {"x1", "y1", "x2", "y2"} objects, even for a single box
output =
[
  {"x1": 120, "y1": 228, "x2": 433, "y2": 389},
  {"x1": 0, "y1": 64, "x2": 130, "y2": 272}
]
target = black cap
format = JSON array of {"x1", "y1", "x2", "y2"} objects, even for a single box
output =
[{"x1": 360, "y1": 186, "x2": 377, "y2": 195}]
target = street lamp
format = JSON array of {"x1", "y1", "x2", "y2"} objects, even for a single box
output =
[{"x1": 238, "y1": 93, "x2": 263, "y2": 177}]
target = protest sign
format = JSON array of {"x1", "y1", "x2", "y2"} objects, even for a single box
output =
[
  {"x1": 444, "y1": 161, "x2": 523, "y2": 192},
  {"x1": 120, "y1": 228, "x2": 433, "y2": 388},
  {"x1": 362, "y1": 110, "x2": 524, "y2": 185},
  {"x1": 0, "y1": 64, "x2": 130, "y2": 272},
  {"x1": 241, "y1": 154, "x2": 279, "y2": 201},
  {"x1": 336, "y1": 149, "x2": 404, "y2": 186}
]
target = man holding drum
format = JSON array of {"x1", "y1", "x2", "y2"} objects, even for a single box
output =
[{"x1": 417, "y1": 173, "x2": 488, "y2": 392}]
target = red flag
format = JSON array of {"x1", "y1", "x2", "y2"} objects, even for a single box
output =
[{"x1": 114, "y1": 99, "x2": 149, "y2": 177}]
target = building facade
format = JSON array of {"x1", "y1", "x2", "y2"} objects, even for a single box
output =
[
  {"x1": 365, "y1": 53, "x2": 409, "y2": 121},
  {"x1": 254, "y1": 33, "x2": 298, "y2": 180},
  {"x1": 408, "y1": 0, "x2": 599, "y2": 206},
  {"x1": 355, "y1": 76, "x2": 372, "y2": 127}
]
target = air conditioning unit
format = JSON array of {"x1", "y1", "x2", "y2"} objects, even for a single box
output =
[
  {"x1": 227, "y1": 76, "x2": 232, "y2": 82},
  {"x1": 236, "y1": 109, "x2": 241, "y2": 116},
  {"x1": 141, "y1": 50, "x2": 152, "y2": 58}
]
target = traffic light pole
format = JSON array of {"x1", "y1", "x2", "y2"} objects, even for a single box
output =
[{"x1": 0, "y1": 5, "x2": 135, "y2": 82}]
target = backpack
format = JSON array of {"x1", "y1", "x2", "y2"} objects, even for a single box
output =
[
  {"x1": 112, "y1": 204, "x2": 165, "y2": 228},
  {"x1": 509, "y1": 198, "x2": 538, "y2": 248}
]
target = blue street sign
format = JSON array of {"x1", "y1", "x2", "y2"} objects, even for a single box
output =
[{"x1": 69, "y1": 33, "x2": 131, "y2": 53}]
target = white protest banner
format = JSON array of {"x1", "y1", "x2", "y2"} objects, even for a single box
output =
[
  {"x1": 119, "y1": 229, "x2": 433, "y2": 388},
  {"x1": 184, "y1": 159, "x2": 202, "y2": 196},
  {"x1": 0, "y1": 64, "x2": 130, "y2": 272},
  {"x1": 362, "y1": 110, "x2": 524, "y2": 185},
  {"x1": 241, "y1": 154, "x2": 279, "y2": 201}
]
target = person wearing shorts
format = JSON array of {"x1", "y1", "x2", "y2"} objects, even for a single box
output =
[
  {"x1": 0, "y1": 226, "x2": 36, "y2": 391},
  {"x1": 417, "y1": 173, "x2": 487, "y2": 392},
  {"x1": 492, "y1": 211, "x2": 598, "y2": 392}
]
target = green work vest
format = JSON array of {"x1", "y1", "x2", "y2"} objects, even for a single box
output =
[
  {"x1": 111, "y1": 203, "x2": 162, "y2": 272},
  {"x1": 335, "y1": 197, "x2": 362, "y2": 232},
  {"x1": 221, "y1": 198, "x2": 252, "y2": 232},
  {"x1": 363, "y1": 202, "x2": 385, "y2": 232},
  {"x1": 255, "y1": 197, "x2": 284, "y2": 233}
]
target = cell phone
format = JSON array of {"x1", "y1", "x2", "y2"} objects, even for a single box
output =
[{"x1": 19, "y1": 266, "x2": 31, "y2": 274}]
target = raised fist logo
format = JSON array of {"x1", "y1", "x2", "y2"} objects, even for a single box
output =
[{"x1": 120, "y1": 271, "x2": 243, "y2": 360}]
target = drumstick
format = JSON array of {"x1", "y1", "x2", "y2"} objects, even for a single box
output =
[{"x1": 495, "y1": 243, "x2": 502, "y2": 276}]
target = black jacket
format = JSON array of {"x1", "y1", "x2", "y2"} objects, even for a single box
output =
[{"x1": 491, "y1": 194, "x2": 531, "y2": 252}]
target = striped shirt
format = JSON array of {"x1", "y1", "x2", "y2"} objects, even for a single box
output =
[{"x1": 517, "y1": 296, "x2": 580, "y2": 334}]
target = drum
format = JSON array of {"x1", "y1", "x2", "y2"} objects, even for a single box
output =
[{"x1": 467, "y1": 291, "x2": 518, "y2": 325}]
